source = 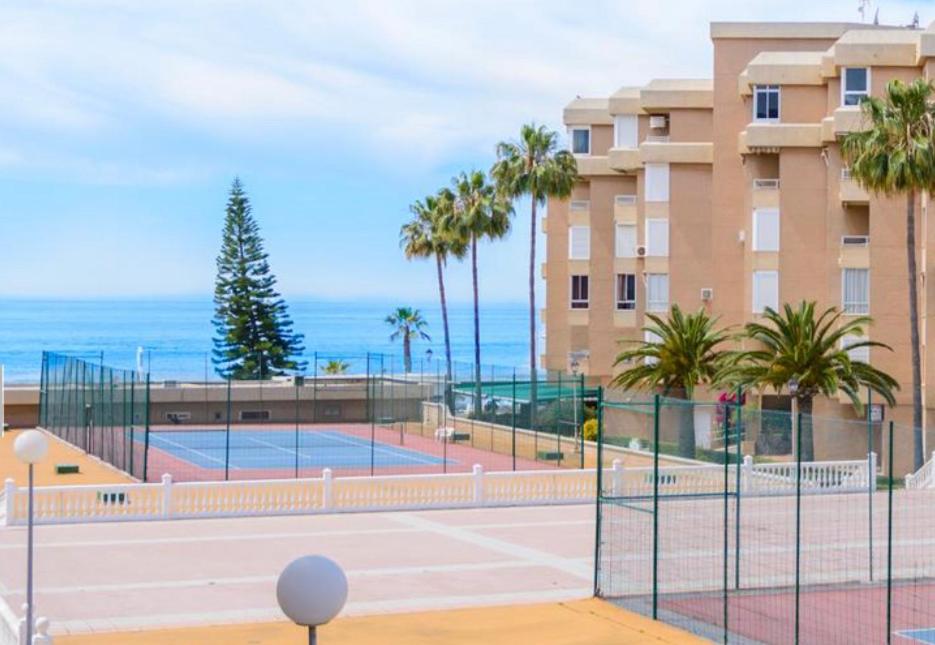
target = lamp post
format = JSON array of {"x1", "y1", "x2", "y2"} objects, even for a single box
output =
[
  {"x1": 788, "y1": 378, "x2": 799, "y2": 460},
  {"x1": 276, "y1": 555, "x2": 348, "y2": 645},
  {"x1": 14, "y1": 430, "x2": 49, "y2": 645}
]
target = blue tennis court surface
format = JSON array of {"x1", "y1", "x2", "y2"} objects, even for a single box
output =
[
  {"x1": 898, "y1": 629, "x2": 935, "y2": 644},
  {"x1": 147, "y1": 429, "x2": 448, "y2": 470}
]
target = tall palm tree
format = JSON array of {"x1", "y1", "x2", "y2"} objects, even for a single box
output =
[
  {"x1": 612, "y1": 305, "x2": 733, "y2": 458},
  {"x1": 842, "y1": 78, "x2": 935, "y2": 469},
  {"x1": 492, "y1": 124, "x2": 577, "y2": 423},
  {"x1": 727, "y1": 301, "x2": 898, "y2": 462},
  {"x1": 448, "y1": 170, "x2": 513, "y2": 417},
  {"x1": 385, "y1": 307, "x2": 431, "y2": 373},
  {"x1": 401, "y1": 192, "x2": 467, "y2": 389}
]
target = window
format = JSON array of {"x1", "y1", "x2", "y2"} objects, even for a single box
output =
[
  {"x1": 644, "y1": 163, "x2": 670, "y2": 202},
  {"x1": 571, "y1": 127, "x2": 590, "y2": 155},
  {"x1": 753, "y1": 85, "x2": 780, "y2": 121},
  {"x1": 644, "y1": 329, "x2": 662, "y2": 365},
  {"x1": 568, "y1": 226, "x2": 590, "y2": 260},
  {"x1": 841, "y1": 334, "x2": 870, "y2": 363},
  {"x1": 842, "y1": 68, "x2": 869, "y2": 106},
  {"x1": 645, "y1": 219, "x2": 669, "y2": 257},
  {"x1": 570, "y1": 275, "x2": 589, "y2": 309},
  {"x1": 616, "y1": 274, "x2": 636, "y2": 310},
  {"x1": 753, "y1": 271, "x2": 779, "y2": 313},
  {"x1": 752, "y1": 209, "x2": 780, "y2": 251},
  {"x1": 614, "y1": 114, "x2": 638, "y2": 148},
  {"x1": 615, "y1": 223, "x2": 637, "y2": 258},
  {"x1": 646, "y1": 273, "x2": 669, "y2": 312},
  {"x1": 842, "y1": 268, "x2": 869, "y2": 314}
]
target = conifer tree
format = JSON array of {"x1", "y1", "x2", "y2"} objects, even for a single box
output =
[{"x1": 212, "y1": 178, "x2": 305, "y2": 378}]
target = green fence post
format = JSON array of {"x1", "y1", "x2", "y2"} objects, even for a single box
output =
[
  {"x1": 593, "y1": 386, "x2": 604, "y2": 595},
  {"x1": 142, "y1": 374, "x2": 151, "y2": 483},
  {"x1": 224, "y1": 377, "x2": 232, "y2": 481},
  {"x1": 557, "y1": 371, "x2": 563, "y2": 466},
  {"x1": 129, "y1": 375, "x2": 135, "y2": 478},
  {"x1": 722, "y1": 401, "x2": 730, "y2": 643},
  {"x1": 886, "y1": 420, "x2": 894, "y2": 645},
  {"x1": 735, "y1": 387, "x2": 743, "y2": 590},
  {"x1": 313, "y1": 352, "x2": 318, "y2": 424},
  {"x1": 579, "y1": 373, "x2": 585, "y2": 469},
  {"x1": 294, "y1": 377, "x2": 300, "y2": 479},
  {"x1": 794, "y1": 410, "x2": 802, "y2": 645},
  {"x1": 511, "y1": 371, "x2": 517, "y2": 471},
  {"x1": 652, "y1": 393, "x2": 661, "y2": 621},
  {"x1": 867, "y1": 386, "x2": 874, "y2": 583}
]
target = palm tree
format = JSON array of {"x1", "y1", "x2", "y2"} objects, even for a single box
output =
[
  {"x1": 322, "y1": 360, "x2": 349, "y2": 375},
  {"x1": 842, "y1": 78, "x2": 935, "y2": 470},
  {"x1": 728, "y1": 301, "x2": 898, "y2": 462},
  {"x1": 611, "y1": 305, "x2": 733, "y2": 458},
  {"x1": 448, "y1": 170, "x2": 512, "y2": 417},
  {"x1": 401, "y1": 192, "x2": 467, "y2": 389},
  {"x1": 385, "y1": 307, "x2": 431, "y2": 373},
  {"x1": 492, "y1": 124, "x2": 577, "y2": 423}
]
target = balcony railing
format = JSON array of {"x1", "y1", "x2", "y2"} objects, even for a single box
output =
[{"x1": 753, "y1": 178, "x2": 780, "y2": 189}]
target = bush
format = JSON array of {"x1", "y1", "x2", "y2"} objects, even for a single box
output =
[{"x1": 582, "y1": 418, "x2": 598, "y2": 442}]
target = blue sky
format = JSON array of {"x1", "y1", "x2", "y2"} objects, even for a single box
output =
[{"x1": 0, "y1": 0, "x2": 926, "y2": 302}]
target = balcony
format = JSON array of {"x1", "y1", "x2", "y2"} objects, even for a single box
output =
[
  {"x1": 742, "y1": 123, "x2": 822, "y2": 152},
  {"x1": 833, "y1": 107, "x2": 867, "y2": 135},
  {"x1": 574, "y1": 155, "x2": 616, "y2": 176},
  {"x1": 839, "y1": 168, "x2": 869, "y2": 204},
  {"x1": 639, "y1": 140, "x2": 713, "y2": 165},
  {"x1": 608, "y1": 147, "x2": 641, "y2": 172}
]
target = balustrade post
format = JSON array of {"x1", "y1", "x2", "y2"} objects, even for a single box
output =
[
  {"x1": 472, "y1": 464, "x2": 484, "y2": 505},
  {"x1": 611, "y1": 459, "x2": 623, "y2": 497},
  {"x1": 322, "y1": 469, "x2": 333, "y2": 511},
  {"x1": 742, "y1": 455, "x2": 753, "y2": 494},
  {"x1": 160, "y1": 474, "x2": 173, "y2": 518},
  {"x1": 869, "y1": 452, "x2": 878, "y2": 489},
  {"x1": 3, "y1": 478, "x2": 14, "y2": 526},
  {"x1": 32, "y1": 617, "x2": 52, "y2": 644}
]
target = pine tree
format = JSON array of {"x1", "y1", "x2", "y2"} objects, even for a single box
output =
[{"x1": 212, "y1": 178, "x2": 305, "y2": 379}]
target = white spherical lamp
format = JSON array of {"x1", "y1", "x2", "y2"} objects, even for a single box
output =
[
  {"x1": 276, "y1": 555, "x2": 348, "y2": 643},
  {"x1": 14, "y1": 431, "x2": 48, "y2": 465}
]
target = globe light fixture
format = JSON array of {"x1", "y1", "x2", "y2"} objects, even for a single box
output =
[{"x1": 276, "y1": 555, "x2": 348, "y2": 645}]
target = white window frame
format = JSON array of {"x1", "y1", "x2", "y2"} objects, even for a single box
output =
[
  {"x1": 645, "y1": 219, "x2": 669, "y2": 257},
  {"x1": 841, "y1": 334, "x2": 870, "y2": 363},
  {"x1": 841, "y1": 67, "x2": 870, "y2": 107},
  {"x1": 615, "y1": 223, "x2": 637, "y2": 258},
  {"x1": 842, "y1": 268, "x2": 870, "y2": 314},
  {"x1": 616, "y1": 273, "x2": 636, "y2": 310},
  {"x1": 568, "y1": 225, "x2": 591, "y2": 260},
  {"x1": 752, "y1": 209, "x2": 780, "y2": 252},
  {"x1": 569, "y1": 126, "x2": 591, "y2": 156},
  {"x1": 645, "y1": 273, "x2": 669, "y2": 312},
  {"x1": 752, "y1": 270, "x2": 779, "y2": 314},
  {"x1": 613, "y1": 114, "x2": 638, "y2": 149},
  {"x1": 752, "y1": 85, "x2": 780, "y2": 122},
  {"x1": 644, "y1": 163, "x2": 670, "y2": 202},
  {"x1": 570, "y1": 274, "x2": 589, "y2": 309}
]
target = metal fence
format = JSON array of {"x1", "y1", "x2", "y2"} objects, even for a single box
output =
[
  {"x1": 594, "y1": 394, "x2": 935, "y2": 645},
  {"x1": 38, "y1": 351, "x2": 592, "y2": 483}
]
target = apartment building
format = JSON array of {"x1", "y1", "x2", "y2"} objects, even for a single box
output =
[{"x1": 544, "y1": 21, "x2": 935, "y2": 471}]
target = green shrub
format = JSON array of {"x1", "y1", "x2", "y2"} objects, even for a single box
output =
[{"x1": 582, "y1": 418, "x2": 598, "y2": 442}]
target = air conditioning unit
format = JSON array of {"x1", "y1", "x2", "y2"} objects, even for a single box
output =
[
  {"x1": 700, "y1": 287, "x2": 714, "y2": 302},
  {"x1": 649, "y1": 115, "x2": 668, "y2": 129},
  {"x1": 636, "y1": 245, "x2": 647, "y2": 257}
]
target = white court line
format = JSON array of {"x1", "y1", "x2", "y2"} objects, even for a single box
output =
[
  {"x1": 316, "y1": 429, "x2": 443, "y2": 466},
  {"x1": 149, "y1": 433, "x2": 240, "y2": 470},
  {"x1": 243, "y1": 435, "x2": 315, "y2": 463},
  {"x1": 0, "y1": 559, "x2": 594, "y2": 596},
  {"x1": 0, "y1": 518, "x2": 593, "y2": 550},
  {"x1": 389, "y1": 513, "x2": 593, "y2": 581},
  {"x1": 50, "y1": 587, "x2": 594, "y2": 634}
]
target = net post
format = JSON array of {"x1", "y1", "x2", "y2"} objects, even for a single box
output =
[
  {"x1": 593, "y1": 386, "x2": 604, "y2": 595},
  {"x1": 794, "y1": 409, "x2": 802, "y2": 645},
  {"x1": 224, "y1": 377, "x2": 232, "y2": 481},
  {"x1": 886, "y1": 419, "x2": 894, "y2": 645},
  {"x1": 142, "y1": 373, "x2": 151, "y2": 483},
  {"x1": 652, "y1": 393, "x2": 660, "y2": 621}
]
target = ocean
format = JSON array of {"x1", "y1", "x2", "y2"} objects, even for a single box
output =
[{"x1": 0, "y1": 298, "x2": 533, "y2": 383}]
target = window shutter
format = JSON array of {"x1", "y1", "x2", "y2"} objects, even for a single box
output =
[
  {"x1": 615, "y1": 224, "x2": 637, "y2": 258},
  {"x1": 842, "y1": 269, "x2": 869, "y2": 314},
  {"x1": 753, "y1": 271, "x2": 779, "y2": 313},
  {"x1": 753, "y1": 209, "x2": 780, "y2": 251},
  {"x1": 644, "y1": 163, "x2": 670, "y2": 202},
  {"x1": 841, "y1": 335, "x2": 870, "y2": 363},
  {"x1": 568, "y1": 226, "x2": 591, "y2": 260},
  {"x1": 614, "y1": 115, "x2": 638, "y2": 148},
  {"x1": 646, "y1": 274, "x2": 669, "y2": 312},
  {"x1": 646, "y1": 219, "x2": 669, "y2": 257}
]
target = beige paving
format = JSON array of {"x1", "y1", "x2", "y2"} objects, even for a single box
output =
[{"x1": 0, "y1": 428, "x2": 133, "y2": 487}]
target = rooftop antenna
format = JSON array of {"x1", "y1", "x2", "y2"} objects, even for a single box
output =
[{"x1": 858, "y1": 0, "x2": 871, "y2": 23}]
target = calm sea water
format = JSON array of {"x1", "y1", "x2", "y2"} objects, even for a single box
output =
[{"x1": 0, "y1": 298, "x2": 532, "y2": 383}]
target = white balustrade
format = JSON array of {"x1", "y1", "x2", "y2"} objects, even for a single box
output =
[{"x1": 906, "y1": 451, "x2": 935, "y2": 489}]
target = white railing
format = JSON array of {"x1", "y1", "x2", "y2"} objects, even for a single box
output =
[
  {"x1": 602, "y1": 455, "x2": 875, "y2": 498},
  {"x1": 0, "y1": 599, "x2": 16, "y2": 645},
  {"x1": 2, "y1": 466, "x2": 596, "y2": 526},
  {"x1": 753, "y1": 178, "x2": 780, "y2": 189},
  {"x1": 906, "y1": 451, "x2": 935, "y2": 489}
]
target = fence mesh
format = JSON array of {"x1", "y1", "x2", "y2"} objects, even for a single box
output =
[
  {"x1": 38, "y1": 351, "x2": 592, "y2": 483},
  {"x1": 595, "y1": 394, "x2": 935, "y2": 645}
]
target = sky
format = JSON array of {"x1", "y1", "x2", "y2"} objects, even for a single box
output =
[{"x1": 0, "y1": 0, "x2": 928, "y2": 303}]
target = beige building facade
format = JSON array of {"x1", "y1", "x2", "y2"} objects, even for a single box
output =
[{"x1": 544, "y1": 21, "x2": 935, "y2": 473}]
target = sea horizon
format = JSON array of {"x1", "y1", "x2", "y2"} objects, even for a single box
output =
[{"x1": 0, "y1": 297, "x2": 535, "y2": 383}]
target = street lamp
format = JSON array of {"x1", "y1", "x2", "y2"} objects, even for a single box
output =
[
  {"x1": 14, "y1": 430, "x2": 48, "y2": 645},
  {"x1": 788, "y1": 379, "x2": 799, "y2": 460},
  {"x1": 276, "y1": 555, "x2": 348, "y2": 645}
]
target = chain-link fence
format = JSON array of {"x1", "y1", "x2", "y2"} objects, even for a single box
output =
[
  {"x1": 595, "y1": 393, "x2": 934, "y2": 644},
  {"x1": 38, "y1": 351, "x2": 594, "y2": 483}
]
